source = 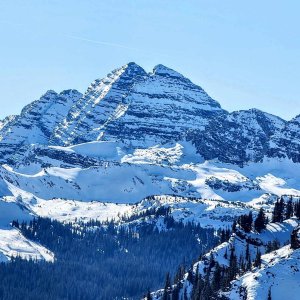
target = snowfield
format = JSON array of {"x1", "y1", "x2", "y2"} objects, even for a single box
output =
[
  {"x1": 0, "y1": 141, "x2": 300, "y2": 262},
  {"x1": 0, "y1": 228, "x2": 54, "y2": 262}
]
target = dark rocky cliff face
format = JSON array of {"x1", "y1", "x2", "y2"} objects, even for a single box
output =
[{"x1": 0, "y1": 62, "x2": 299, "y2": 165}]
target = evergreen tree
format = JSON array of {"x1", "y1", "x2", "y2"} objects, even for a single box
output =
[
  {"x1": 253, "y1": 249, "x2": 262, "y2": 268},
  {"x1": 237, "y1": 212, "x2": 253, "y2": 233},
  {"x1": 211, "y1": 262, "x2": 221, "y2": 291},
  {"x1": 192, "y1": 273, "x2": 204, "y2": 300},
  {"x1": 291, "y1": 227, "x2": 300, "y2": 250},
  {"x1": 285, "y1": 198, "x2": 293, "y2": 219},
  {"x1": 183, "y1": 288, "x2": 188, "y2": 300},
  {"x1": 220, "y1": 229, "x2": 225, "y2": 243},
  {"x1": 172, "y1": 286, "x2": 179, "y2": 300},
  {"x1": 238, "y1": 254, "x2": 245, "y2": 274},
  {"x1": 232, "y1": 219, "x2": 237, "y2": 233},
  {"x1": 228, "y1": 246, "x2": 238, "y2": 281},
  {"x1": 224, "y1": 248, "x2": 228, "y2": 260},
  {"x1": 174, "y1": 265, "x2": 185, "y2": 284},
  {"x1": 187, "y1": 267, "x2": 195, "y2": 285},
  {"x1": 248, "y1": 211, "x2": 253, "y2": 231},
  {"x1": 267, "y1": 287, "x2": 272, "y2": 300},
  {"x1": 146, "y1": 289, "x2": 152, "y2": 300},
  {"x1": 162, "y1": 272, "x2": 171, "y2": 300},
  {"x1": 279, "y1": 197, "x2": 285, "y2": 220},
  {"x1": 201, "y1": 277, "x2": 212, "y2": 300},
  {"x1": 294, "y1": 201, "x2": 300, "y2": 219},
  {"x1": 245, "y1": 242, "x2": 250, "y2": 261},
  {"x1": 272, "y1": 199, "x2": 284, "y2": 223},
  {"x1": 254, "y1": 208, "x2": 267, "y2": 233}
]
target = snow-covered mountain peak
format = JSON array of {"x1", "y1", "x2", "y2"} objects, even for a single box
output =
[
  {"x1": 1, "y1": 62, "x2": 300, "y2": 165},
  {"x1": 0, "y1": 89, "x2": 82, "y2": 160},
  {"x1": 59, "y1": 89, "x2": 82, "y2": 99},
  {"x1": 290, "y1": 114, "x2": 300, "y2": 124},
  {"x1": 39, "y1": 89, "x2": 57, "y2": 97},
  {"x1": 123, "y1": 61, "x2": 147, "y2": 75},
  {"x1": 152, "y1": 64, "x2": 185, "y2": 79}
]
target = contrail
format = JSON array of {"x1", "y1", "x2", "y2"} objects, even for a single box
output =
[{"x1": 65, "y1": 35, "x2": 139, "y2": 51}]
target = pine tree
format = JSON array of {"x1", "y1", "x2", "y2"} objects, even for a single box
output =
[
  {"x1": 248, "y1": 211, "x2": 253, "y2": 231},
  {"x1": 224, "y1": 248, "x2": 228, "y2": 259},
  {"x1": 187, "y1": 267, "x2": 194, "y2": 285},
  {"x1": 146, "y1": 289, "x2": 152, "y2": 300},
  {"x1": 291, "y1": 227, "x2": 300, "y2": 250},
  {"x1": 232, "y1": 220, "x2": 237, "y2": 233},
  {"x1": 253, "y1": 249, "x2": 262, "y2": 268},
  {"x1": 245, "y1": 242, "x2": 250, "y2": 261},
  {"x1": 238, "y1": 255, "x2": 245, "y2": 274},
  {"x1": 267, "y1": 287, "x2": 272, "y2": 300},
  {"x1": 278, "y1": 197, "x2": 285, "y2": 222},
  {"x1": 192, "y1": 273, "x2": 203, "y2": 300},
  {"x1": 285, "y1": 198, "x2": 293, "y2": 219},
  {"x1": 174, "y1": 265, "x2": 185, "y2": 284},
  {"x1": 201, "y1": 275, "x2": 212, "y2": 300},
  {"x1": 183, "y1": 288, "x2": 188, "y2": 300},
  {"x1": 272, "y1": 199, "x2": 284, "y2": 223},
  {"x1": 162, "y1": 272, "x2": 171, "y2": 300},
  {"x1": 211, "y1": 262, "x2": 221, "y2": 291},
  {"x1": 238, "y1": 213, "x2": 253, "y2": 233},
  {"x1": 254, "y1": 208, "x2": 267, "y2": 233},
  {"x1": 294, "y1": 201, "x2": 300, "y2": 219},
  {"x1": 228, "y1": 246, "x2": 238, "y2": 280},
  {"x1": 172, "y1": 286, "x2": 179, "y2": 300}
]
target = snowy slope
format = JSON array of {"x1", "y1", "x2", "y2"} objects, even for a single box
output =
[
  {"x1": 0, "y1": 199, "x2": 54, "y2": 262},
  {"x1": 0, "y1": 228, "x2": 54, "y2": 262},
  {"x1": 2, "y1": 141, "x2": 300, "y2": 204},
  {"x1": 225, "y1": 246, "x2": 300, "y2": 300},
  {"x1": 151, "y1": 218, "x2": 299, "y2": 300}
]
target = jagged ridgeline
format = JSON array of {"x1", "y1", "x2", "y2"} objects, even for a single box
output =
[
  {"x1": 1, "y1": 62, "x2": 300, "y2": 164},
  {"x1": 0, "y1": 63, "x2": 300, "y2": 300}
]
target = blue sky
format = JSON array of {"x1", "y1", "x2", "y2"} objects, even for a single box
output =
[{"x1": 0, "y1": 0, "x2": 299, "y2": 120}]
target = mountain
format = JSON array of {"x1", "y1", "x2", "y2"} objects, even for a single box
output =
[
  {"x1": 0, "y1": 89, "x2": 82, "y2": 161},
  {"x1": 50, "y1": 63, "x2": 224, "y2": 147},
  {"x1": 151, "y1": 216, "x2": 300, "y2": 300},
  {"x1": 1, "y1": 62, "x2": 300, "y2": 166},
  {"x1": 0, "y1": 62, "x2": 300, "y2": 299},
  {"x1": 224, "y1": 245, "x2": 300, "y2": 300}
]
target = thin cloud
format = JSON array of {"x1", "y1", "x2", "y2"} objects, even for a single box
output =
[{"x1": 66, "y1": 35, "x2": 139, "y2": 51}]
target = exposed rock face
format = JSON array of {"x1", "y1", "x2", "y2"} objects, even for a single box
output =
[
  {"x1": 0, "y1": 62, "x2": 300, "y2": 165},
  {"x1": 0, "y1": 89, "x2": 82, "y2": 160},
  {"x1": 51, "y1": 62, "x2": 224, "y2": 147},
  {"x1": 188, "y1": 108, "x2": 286, "y2": 164},
  {"x1": 276, "y1": 115, "x2": 300, "y2": 163}
]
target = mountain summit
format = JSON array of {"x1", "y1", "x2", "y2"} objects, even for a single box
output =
[
  {"x1": 0, "y1": 62, "x2": 300, "y2": 164},
  {"x1": 52, "y1": 62, "x2": 223, "y2": 147}
]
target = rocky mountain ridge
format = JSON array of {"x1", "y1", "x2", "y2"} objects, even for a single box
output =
[{"x1": 1, "y1": 62, "x2": 300, "y2": 165}]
